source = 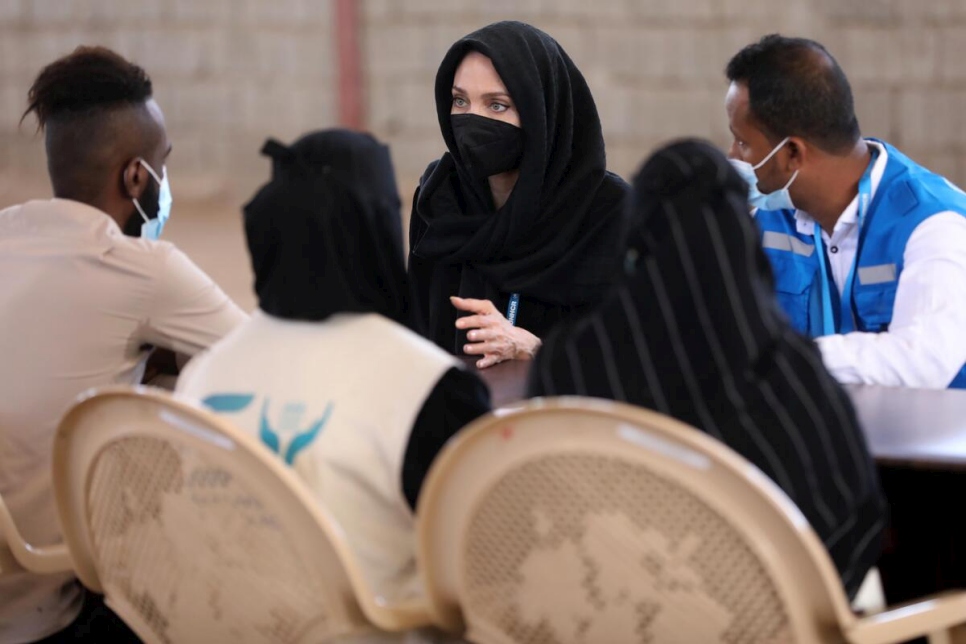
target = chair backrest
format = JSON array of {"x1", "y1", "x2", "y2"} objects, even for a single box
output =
[
  {"x1": 52, "y1": 386, "x2": 379, "y2": 644},
  {"x1": 417, "y1": 397, "x2": 860, "y2": 644},
  {"x1": 0, "y1": 501, "x2": 23, "y2": 577}
]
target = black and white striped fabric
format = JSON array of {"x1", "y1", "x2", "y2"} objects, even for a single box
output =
[{"x1": 528, "y1": 139, "x2": 886, "y2": 599}]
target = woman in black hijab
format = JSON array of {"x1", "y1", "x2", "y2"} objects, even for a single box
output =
[
  {"x1": 528, "y1": 139, "x2": 886, "y2": 601},
  {"x1": 177, "y1": 129, "x2": 490, "y2": 602},
  {"x1": 409, "y1": 21, "x2": 630, "y2": 368}
]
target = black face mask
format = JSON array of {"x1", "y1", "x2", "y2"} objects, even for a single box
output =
[{"x1": 451, "y1": 113, "x2": 524, "y2": 179}]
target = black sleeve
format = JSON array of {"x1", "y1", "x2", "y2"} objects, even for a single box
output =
[
  {"x1": 401, "y1": 366, "x2": 492, "y2": 511},
  {"x1": 407, "y1": 183, "x2": 439, "y2": 343}
]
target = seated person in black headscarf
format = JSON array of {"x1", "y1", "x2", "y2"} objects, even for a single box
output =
[
  {"x1": 527, "y1": 139, "x2": 887, "y2": 600},
  {"x1": 177, "y1": 129, "x2": 491, "y2": 601},
  {"x1": 409, "y1": 21, "x2": 630, "y2": 369}
]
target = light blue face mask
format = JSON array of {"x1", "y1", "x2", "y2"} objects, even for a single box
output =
[
  {"x1": 131, "y1": 159, "x2": 172, "y2": 240},
  {"x1": 729, "y1": 137, "x2": 799, "y2": 212}
]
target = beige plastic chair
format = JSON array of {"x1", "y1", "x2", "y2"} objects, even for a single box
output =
[
  {"x1": 416, "y1": 397, "x2": 966, "y2": 644},
  {"x1": 0, "y1": 495, "x2": 72, "y2": 577},
  {"x1": 47, "y1": 385, "x2": 434, "y2": 644}
]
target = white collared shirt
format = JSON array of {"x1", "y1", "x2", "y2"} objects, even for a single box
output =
[
  {"x1": 0, "y1": 199, "x2": 246, "y2": 643},
  {"x1": 795, "y1": 141, "x2": 966, "y2": 388}
]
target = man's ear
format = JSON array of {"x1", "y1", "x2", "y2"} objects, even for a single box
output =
[
  {"x1": 785, "y1": 137, "x2": 809, "y2": 173},
  {"x1": 121, "y1": 158, "x2": 148, "y2": 201}
]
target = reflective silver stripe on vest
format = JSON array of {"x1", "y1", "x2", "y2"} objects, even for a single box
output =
[
  {"x1": 761, "y1": 231, "x2": 815, "y2": 257},
  {"x1": 858, "y1": 264, "x2": 897, "y2": 285}
]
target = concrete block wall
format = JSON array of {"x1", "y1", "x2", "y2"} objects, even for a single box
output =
[
  {"x1": 1, "y1": 0, "x2": 965, "y2": 214},
  {"x1": 0, "y1": 0, "x2": 338, "y2": 205},
  {"x1": 365, "y1": 0, "x2": 966, "y2": 207}
]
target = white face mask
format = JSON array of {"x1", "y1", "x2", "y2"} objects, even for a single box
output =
[
  {"x1": 729, "y1": 137, "x2": 799, "y2": 212},
  {"x1": 131, "y1": 159, "x2": 173, "y2": 240}
]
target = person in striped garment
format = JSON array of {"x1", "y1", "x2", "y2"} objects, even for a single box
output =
[{"x1": 527, "y1": 139, "x2": 886, "y2": 600}]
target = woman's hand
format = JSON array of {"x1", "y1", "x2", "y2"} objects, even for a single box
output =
[{"x1": 451, "y1": 296, "x2": 542, "y2": 368}]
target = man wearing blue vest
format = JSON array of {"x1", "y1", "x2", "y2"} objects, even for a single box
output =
[{"x1": 724, "y1": 34, "x2": 966, "y2": 389}]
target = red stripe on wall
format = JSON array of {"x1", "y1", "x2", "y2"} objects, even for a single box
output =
[{"x1": 334, "y1": 0, "x2": 364, "y2": 130}]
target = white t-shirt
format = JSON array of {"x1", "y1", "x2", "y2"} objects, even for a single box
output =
[
  {"x1": 176, "y1": 311, "x2": 458, "y2": 602},
  {"x1": 0, "y1": 199, "x2": 246, "y2": 643}
]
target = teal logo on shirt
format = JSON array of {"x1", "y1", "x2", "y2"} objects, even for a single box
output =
[
  {"x1": 202, "y1": 393, "x2": 255, "y2": 413},
  {"x1": 201, "y1": 393, "x2": 333, "y2": 465},
  {"x1": 259, "y1": 399, "x2": 334, "y2": 465}
]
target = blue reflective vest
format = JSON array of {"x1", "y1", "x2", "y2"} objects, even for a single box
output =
[{"x1": 756, "y1": 139, "x2": 966, "y2": 388}]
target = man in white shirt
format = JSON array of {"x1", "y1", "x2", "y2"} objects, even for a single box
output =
[
  {"x1": 0, "y1": 46, "x2": 246, "y2": 643},
  {"x1": 724, "y1": 34, "x2": 966, "y2": 389}
]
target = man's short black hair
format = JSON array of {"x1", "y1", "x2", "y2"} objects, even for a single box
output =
[
  {"x1": 23, "y1": 46, "x2": 158, "y2": 202},
  {"x1": 726, "y1": 34, "x2": 861, "y2": 154},
  {"x1": 24, "y1": 45, "x2": 152, "y2": 128}
]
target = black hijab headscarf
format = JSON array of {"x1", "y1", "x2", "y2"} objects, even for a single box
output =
[
  {"x1": 409, "y1": 21, "x2": 629, "y2": 352},
  {"x1": 529, "y1": 140, "x2": 886, "y2": 600},
  {"x1": 243, "y1": 129, "x2": 408, "y2": 324}
]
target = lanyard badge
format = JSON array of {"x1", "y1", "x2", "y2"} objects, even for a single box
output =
[{"x1": 506, "y1": 293, "x2": 521, "y2": 326}]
